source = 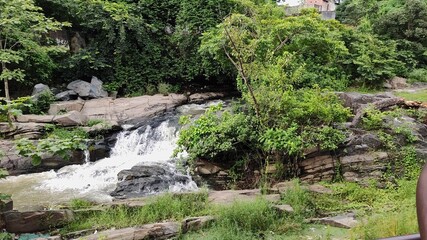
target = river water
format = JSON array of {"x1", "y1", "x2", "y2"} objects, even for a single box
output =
[{"x1": 0, "y1": 101, "x2": 223, "y2": 211}]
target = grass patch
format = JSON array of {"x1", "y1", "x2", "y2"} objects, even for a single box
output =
[
  {"x1": 69, "y1": 199, "x2": 94, "y2": 210},
  {"x1": 395, "y1": 89, "x2": 427, "y2": 102},
  {"x1": 60, "y1": 180, "x2": 419, "y2": 239},
  {"x1": 62, "y1": 192, "x2": 209, "y2": 233}
]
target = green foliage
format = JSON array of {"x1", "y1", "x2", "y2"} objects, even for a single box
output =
[
  {"x1": 29, "y1": 91, "x2": 55, "y2": 114},
  {"x1": 15, "y1": 127, "x2": 88, "y2": 165},
  {"x1": 361, "y1": 107, "x2": 385, "y2": 130},
  {"x1": 280, "y1": 180, "x2": 313, "y2": 217},
  {"x1": 176, "y1": 104, "x2": 256, "y2": 162},
  {"x1": 38, "y1": 0, "x2": 238, "y2": 96},
  {"x1": 395, "y1": 89, "x2": 427, "y2": 102},
  {"x1": 337, "y1": 0, "x2": 427, "y2": 71},
  {"x1": 214, "y1": 198, "x2": 280, "y2": 233},
  {"x1": 0, "y1": 96, "x2": 32, "y2": 124},
  {"x1": 157, "y1": 82, "x2": 180, "y2": 95},
  {"x1": 344, "y1": 31, "x2": 402, "y2": 86},
  {"x1": 69, "y1": 199, "x2": 94, "y2": 210},
  {"x1": 0, "y1": 233, "x2": 14, "y2": 240},
  {"x1": 408, "y1": 68, "x2": 427, "y2": 83},
  {"x1": 0, "y1": 0, "x2": 68, "y2": 99},
  {"x1": 62, "y1": 192, "x2": 209, "y2": 232}
]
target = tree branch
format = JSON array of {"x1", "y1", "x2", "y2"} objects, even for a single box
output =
[{"x1": 223, "y1": 25, "x2": 261, "y2": 120}]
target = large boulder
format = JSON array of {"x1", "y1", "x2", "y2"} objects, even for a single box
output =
[
  {"x1": 31, "y1": 84, "x2": 52, "y2": 99},
  {"x1": 55, "y1": 90, "x2": 78, "y2": 101},
  {"x1": 66, "y1": 77, "x2": 108, "y2": 99},
  {"x1": 337, "y1": 92, "x2": 396, "y2": 112},
  {"x1": 110, "y1": 164, "x2": 193, "y2": 199},
  {"x1": 89, "y1": 76, "x2": 108, "y2": 99},
  {"x1": 3, "y1": 210, "x2": 74, "y2": 233},
  {"x1": 67, "y1": 80, "x2": 92, "y2": 98}
]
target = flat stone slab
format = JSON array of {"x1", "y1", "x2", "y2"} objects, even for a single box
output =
[
  {"x1": 273, "y1": 204, "x2": 294, "y2": 214},
  {"x1": 16, "y1": 115, "x2": 55, "y2": 123},
  {"x1": 75, "y1": 222, "x2": 180, "y2": 240},
  {"x1": 208, "y1": 189, "x2": 280, "y2": 204},
  {"x1": 310, "y1": 213, "x2": 359, "y2": 229}
]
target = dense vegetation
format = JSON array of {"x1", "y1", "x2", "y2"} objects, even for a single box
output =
[
  {"x1": 1, "y1": 0, "x2": 426, "y2": 239},
  {"x1": 3, "y1": 0, "x2": 425, "y2": 96}
]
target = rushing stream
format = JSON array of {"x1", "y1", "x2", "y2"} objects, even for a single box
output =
[{"x1": 0, "y1": 101, "x2": 222, "y2": 211}]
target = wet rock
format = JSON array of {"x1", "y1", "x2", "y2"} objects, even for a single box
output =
[
  {"x1": 88, "y1": 141, "x2": 110, "y2": 162},
  {"x1": 273, "y1": 204, "x2": 294, "y2": 214},
  {"x1": 310, "y1": 213, "x2": 359, "y2": 229},
  {"x1": 111, "y1": 164, "x2": 192, "y2": 199},
  {"x1": 181, "y1": 216, "x2": 215, "y2": 233},
  {"x1": 53, "y1": 110, "x2": 88, "y2": 126},
  {"x1": 3, "y1": 210, "x2": 74, "y2": 233},
  {"x1": 55, "y1": 90, "x2": 78, "y2": 101},
  {"x1": 0, "y1": 215, "x2": 4, "y2": 230},
  {"x1": 0, "y1": 139, "x2": 85, "y2": 175},
  {"x1": 79, "y1": 222, "x2": 180, "y2": 240}
]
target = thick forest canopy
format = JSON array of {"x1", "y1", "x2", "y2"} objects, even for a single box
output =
[{"x1": 35, "y1": 0, "x2": 241, "y2": 95}]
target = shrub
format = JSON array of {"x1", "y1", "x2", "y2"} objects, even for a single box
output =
[
  {"x1": 175, "y1": 103, "x2": 257, "y2": 162},
  {"x1": 157, "y1": 82, "x2": 180, "y2": 95},
  {"x1": 408, "y1": 68, "x2": 427, "y2": 83},
  {"x1": 15, "y1": 127, "x2": 89, "y2": 165},
  {"x1": 29, "y1": 91, "x2": 55, "y2": 114}
]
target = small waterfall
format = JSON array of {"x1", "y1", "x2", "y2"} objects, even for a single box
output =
[
  {"x1": 83, "y1": 149, "x2": 90, "y2": 164},
  {"x1": 39, "y1": 120, "x2": 197, "y2": 197},
  {"x1": 0, "y1": 100, "x2": 227, "y2": 210}
]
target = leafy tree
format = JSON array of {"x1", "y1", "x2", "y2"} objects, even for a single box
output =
[{"x1": 0, "y1": 0, "x2": 68, "y2": 99}]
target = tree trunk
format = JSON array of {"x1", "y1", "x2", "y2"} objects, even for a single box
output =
[{"x1": 1, "y1": 62, "x2": 9, "y2": 100}]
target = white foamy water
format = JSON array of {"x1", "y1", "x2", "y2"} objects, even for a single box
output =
[{"x1": 0, "y1": 119, "x2": 197, "y2": 210}]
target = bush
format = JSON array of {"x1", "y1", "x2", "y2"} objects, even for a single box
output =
[
  {"x1": 15, "y1": 127, "x2": 89, "y2": 165},
  {"x1": 408, "y1": 68, "x2": 427, "y2": 83},
  {"x1": 175, "y1": 103, "x2": 257, "y2": 162},
  {"x1": 30, "y1": 91, "x2": 55, "y2": 114},
  {"x1": 157, "y1": 82, "x2": 180, "y2": 95}
]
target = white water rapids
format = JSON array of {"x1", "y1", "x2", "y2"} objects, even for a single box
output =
[{"x1": 0, "y1": 101, "x2": 223, "y2": 211}]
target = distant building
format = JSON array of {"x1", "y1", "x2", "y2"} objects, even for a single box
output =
[
  {"x1": 276, "y1": 0, "x2": 302, "y2": 7},
  {"x1": 277, "y1": 0, "x2": 338, "y2": 19}
]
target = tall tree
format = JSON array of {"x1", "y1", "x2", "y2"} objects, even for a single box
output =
[{"x1": 0, "y1": 0, "x2": 67, "y2": 99}]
